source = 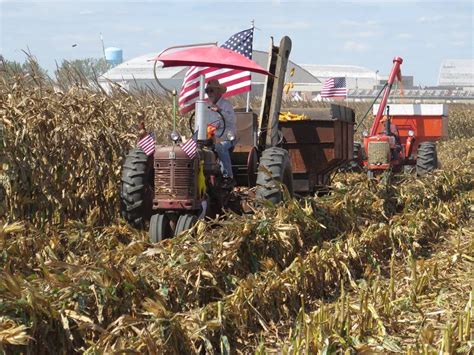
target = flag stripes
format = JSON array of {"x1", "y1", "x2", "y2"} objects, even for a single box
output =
[
  {"x1": 181, "y1": 136, "x2": 197, "y2": 159},
  {"x1": 178, "y1": 28, "x2": 254, "y2": 114},
  {"x1": 137, "y1": 133, "x2": 155, "y2": 156},
  {"x1": 321, "y1": 77, "x2": 348, "y2": 98}
]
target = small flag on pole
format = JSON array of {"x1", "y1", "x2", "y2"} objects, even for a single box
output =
[
  {"x1": 321, "y1": 77, "x2": 347, "y2": 98},
  {"x1": 181, "y1": 136, "x2": 197, "y2": 159},
  {"x1": 137, "y1": 133, "x2": 155, "y2": 156}
]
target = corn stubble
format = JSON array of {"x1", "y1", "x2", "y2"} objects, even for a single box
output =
[{"x1": 0, "y1": 72, "x2": 473, "y2": 353}]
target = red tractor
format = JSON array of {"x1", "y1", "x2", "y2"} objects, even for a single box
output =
[
  {"x1": 355, "y1": 57, "x2": 448, "y2": 178},
  {"x1": 120, "y1": 36, "x2": 355, "y2": 242}
]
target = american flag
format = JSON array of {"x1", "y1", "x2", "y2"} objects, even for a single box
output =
[
  {"x1": 181, "y1": 136, "x2": 197, "y2": 159},
  {"x1": 321, "y1": 77, "x2": 347, "y2": 98},
  {"x1": 137, "y1": 133, "x2": 155, "y2": 156},
  {"x1": 178, "y1": 28, "x2": 254, "y2": 114}
]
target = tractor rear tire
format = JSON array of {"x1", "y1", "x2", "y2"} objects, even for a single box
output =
[
  {"x1": 149, "y1": 214, "x2": 173, "y2": 243},
  {"x1": 256, "y1": 147, "x2": 294, "y2": 204},
  {"x1": 120, "y1": 148, "x2": 153, "y2": 228},
  {"x1": 175, "y1": 214, "x2": 198, "y2": 236},
  {"x1": 416, "y1": 142, "x2": 438, "y2": 176}
]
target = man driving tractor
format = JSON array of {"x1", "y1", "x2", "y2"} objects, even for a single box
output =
[{"x1": 205, "y1": 79, "x2": 236, "y2": 186}]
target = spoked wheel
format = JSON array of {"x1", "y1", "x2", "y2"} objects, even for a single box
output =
[
  {"x1": 174, "y1": 214, "x2": 198, "y2": 236},
  {"x1": 149, "y1": 213, "x2": 173, "y2": 243}
]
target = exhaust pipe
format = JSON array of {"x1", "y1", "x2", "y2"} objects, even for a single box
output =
[{"x1": 195, "y1": 75, "x2": 209, "y2": 142}]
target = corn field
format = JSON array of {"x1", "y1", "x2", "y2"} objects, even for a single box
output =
[{"x1": 0, "y1": 69, "x2": 473, "y2": 354}]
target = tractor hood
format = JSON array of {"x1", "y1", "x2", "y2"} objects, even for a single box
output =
[{"x1": 152, "y1": 46, "x2": 272, "y2": 76}]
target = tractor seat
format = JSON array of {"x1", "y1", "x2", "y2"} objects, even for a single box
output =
[
  {"x1": 234, "y1": 109, "x2": 257, "y2": 147},
  {"x1": 215, "y1": 109, "x2": 257, "y2": 150}
]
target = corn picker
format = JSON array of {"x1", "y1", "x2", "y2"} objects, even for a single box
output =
[
  {"x1": 354, "y1": 57, "x2": 448, "y2": 178},
  {"x1": 120, "y1": 36, "x2": 355, "y2": 242}
]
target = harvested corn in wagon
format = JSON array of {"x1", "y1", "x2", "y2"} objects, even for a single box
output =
[{"x1": 278, "y1": 111, "x2": 308, "y2": 121}]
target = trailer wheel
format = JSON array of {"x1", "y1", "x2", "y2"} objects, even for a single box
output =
[
  {"x1": 149, "y1": 214, "x2": 173, "y2": 243},
  {"x1": 367, "y1": 170, "x2": 375, "y2": 180},
  {"x1": 416, "y1": 142, "x2": 438, "y2": 176},
  {"x1": 403, "y1": 165, "x2": 416, "y2": 174},
  {"x1": 256, "y1": 147, "x2": 293, "y2": 204},
  {"x1": 175, "y1": 214, "x2": 198, "y2": 236},
  {"x1": 120, "y1": 148, "x2": 153, "y2": 228},
  {"x1": 345, "y1": 142, "x2": 365, "y2": 172}
]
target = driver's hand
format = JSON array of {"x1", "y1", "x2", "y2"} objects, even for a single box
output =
[{"x1": 209, "y1": 104, "x2": 221, "y2": 113}]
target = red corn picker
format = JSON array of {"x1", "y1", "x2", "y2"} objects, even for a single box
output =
[{"x1": 356, "y1": 56, "x2": 448, "y2": 178}]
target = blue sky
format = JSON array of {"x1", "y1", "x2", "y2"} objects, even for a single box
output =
[{"x1": 1, "y1": 0, "x2": 472, "y2": 85}]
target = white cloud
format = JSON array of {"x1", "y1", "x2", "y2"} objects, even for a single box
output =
[
  {"x1": 336, "y1": 19, "x2": 381, "y2": 40},
  {"x1": 343, "y1": 41, "x2": 369, "y2": 52},
  {"x1": 79, "y1": 10, "x2": 94, "y2": 16},
  {"x1": 340, "y1": 19, "x2": 379, "y2": 27},
  {"x1": 396, "y1": 33, "x2": 413, "y2": 39},
  {"x1": 265, "y1": 21, "x2": 312, "y2": 30},
  {"x1": 418, "y1": 15, "x2": 443, "y2": 23},
  {"x1": 357, "y1": 31, "x2": 377, "y2": 37},
  {"x1": 450, "y1": 31, "x2": 470, "y2": 39},
  {"x1": 111, "y1": 24, "x2": 146, "y2": 34},
  {"x1": 333, "y1": 30, "x2": 379, "y2": 41},
  {"x1": 51, "y1": 34, "x2": 98, "y2": 46},
  {"x1": 451, "y1": 40, "x2": 466, "y2": 47}
]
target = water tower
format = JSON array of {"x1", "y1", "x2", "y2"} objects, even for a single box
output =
[{"x1": 105, "y1": 47, "x2": 123, "y2": 66}]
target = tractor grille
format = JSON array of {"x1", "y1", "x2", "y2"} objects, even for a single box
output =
[
  {"x1": 368, "y1": 141, "x2": 390, "y2": 165},
  {"x1": 154, "y1": 158, "x2": 196, "y2": 199}
]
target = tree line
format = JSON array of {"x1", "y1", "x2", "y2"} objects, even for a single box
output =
[{"x1": 0, "y1": 54, "x2": 111, "y2": 89}]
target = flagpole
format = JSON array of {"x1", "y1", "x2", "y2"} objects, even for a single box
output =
[
  {"x1": 345, "y1": 75, "x2": 348, "y2": 102},
  {"x1": 245, "y1": 20, "x2": 254, "y2": 113},
  {"x1": 100, "y1": 32, "x2": 106, "y2": 61}
]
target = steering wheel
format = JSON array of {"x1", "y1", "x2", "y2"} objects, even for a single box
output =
[{"x1": 188, "y1": 109, "x2": 226, "y2": 138}]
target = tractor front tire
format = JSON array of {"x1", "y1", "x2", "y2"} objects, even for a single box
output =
[
  {"x1": 416, "y1": 142, "x2": 438, "y2": 176},
  {"x1": 120, "y1": 148, "x2": 153, "y2": 228},
  {"x1": 256, "y1": 147, "x2": 294, "y2": 204},
  {"x1": 175, "y1": 214, "x2": 198, "y2": 236},
  {"x1": 149, "y1": 214, "x2": 173, "y2": 243}
]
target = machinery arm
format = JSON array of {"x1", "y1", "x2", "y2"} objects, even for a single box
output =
[
  {"x1": 370, "y1": 56, "x2": 403, "y2": 136},
  {"x1": 258, "y1": 36, "x2": 292, "y2": 149}
]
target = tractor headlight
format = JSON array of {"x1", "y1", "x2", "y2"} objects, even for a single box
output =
[
  {"x1": 408, "y1": 130, "x2": 415, "y2": 137},
  {"x1": 362, "y1": 130, "x2": 369, "y2": 137},
  {"x1": 226, "y1": 131, "x2": 236, "y2": 141},
  {"x1": 169, "y1": 131, "x2": 181, "y2": 143}
]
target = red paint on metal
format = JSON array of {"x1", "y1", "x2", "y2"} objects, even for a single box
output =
[
  {"x1": 371, "y1": 57, "x2": 403, "y2": 136},
  {"x1": 153, "y1": 46, "x2": 271, "y2": 76}
]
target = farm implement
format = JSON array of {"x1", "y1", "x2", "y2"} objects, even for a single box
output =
[
  {"x1": 120, "y1": 36, "x2": 355, "y2": 241},
  {"x1": 354, "y1": 57, "x2": 448, "y2": 178}
]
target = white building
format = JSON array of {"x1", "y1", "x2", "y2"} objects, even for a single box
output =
[
  {"x1": 98, "y1": 51, "x2": 473, "y2": 102},
  {"x1": 98, "y1": 50, "x2": 321, "y2": 97},
  {"x1": 438, "y1": 59, "x2": 474, "y2": 88},
  {"x1": 300, "y1": 64, "x2": 378, "y2": 90}
]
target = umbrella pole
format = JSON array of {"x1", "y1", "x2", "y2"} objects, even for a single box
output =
[{"x1": 172, "y1": 89, "x2": 177, "y2": 131}]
